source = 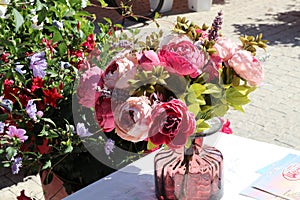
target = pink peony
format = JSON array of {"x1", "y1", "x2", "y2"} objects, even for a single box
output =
[
  {"x1": 228, "y1": 50, "x2": 263, "y2": 86},
  {"x1": 77, "y1": 67, "x2": 102, "y2": 108},
  {"x1": 102, "y1": 57, "x2": 136, "y2": 89},
  {"x1": 136, "y1": 50, "x2": 161, "y2": 71},
  {"x1": 214, "y1": 37, "x2": 239, "y2": 61},
  {"x1": 158, "y1": 39, "x2": 207, "y2": 78},
  {"x1": 114, "y1": 96, "x2": 152, "y2": 142},
  {"x1": 94, "y1": 97, "x2": 115, "y2": 133},
  {"x1": 149, "y1": 99, "x2": 196, "y2": 149}
]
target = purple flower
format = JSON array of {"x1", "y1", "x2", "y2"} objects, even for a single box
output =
[
  {"x1": 0, "y1": 121, "x2": 5, "y2": 133},
  {"x1": 6, "y1": 126, "x2": 28, "y2": 143},
  {"x1": 11, "y1": 157, "x2": 22, "y2": 174},
  {"x1": 76, "y1": 123, "x2": 92, "y2": 137},
  {"x1": 30, "y1": 52, "x2": 47, "y2": 78},
  {"x1": 104, "y1": 139, "x2": 115, "y2": 155},
  {"x1": 53, "y1": 20, "x2": 64, "y2": 30},
  {"x1": 26, "y1": 100, "x2": 37, "y2": 121}
]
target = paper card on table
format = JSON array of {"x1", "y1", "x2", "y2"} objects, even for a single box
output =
[
  {"x1": 253, "y1": 155, "x2": 300, "y2": 200},
  {"x1": 240, "y1": 186, "x2": 283, "y2": 200},
  {"x1": 240, "y1": 154, "x2": 300, "y2": 200},
  {"x1": 256, "y1": 154, "x2": 298, "y2": 175}
]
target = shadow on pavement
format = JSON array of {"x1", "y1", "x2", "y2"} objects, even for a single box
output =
[{"x1": 232, "y1": 10, "x2": 300, "y2": 46}]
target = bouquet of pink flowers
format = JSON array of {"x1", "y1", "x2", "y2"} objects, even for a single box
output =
[{"x1": 76, "y1": 11, "x2": 267, "y2": 153}]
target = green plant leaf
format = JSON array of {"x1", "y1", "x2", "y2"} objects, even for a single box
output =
[
  {"x1": 38, "y1": 7, "x2": 47, "y2": 24},
  {"x1": 42, "y1": 160, "x2": 51, "y2": 170},
  {"x1": 147, "y1": 140, "x2": 157, "y2": 150},
  {"x1": 52, "y1": 30, "x2": 63, "y2": 43},
  {"x1": 6, "y1": 147, "x2": 17, "y2": 160},
  {"x1": 58, "y1": 43, "x2": 68, "y2": 57},
  {"x1": 12, "y1": 8, "x2": 24, "y2": 32},
  {"x1": 188, "y1": 103, "x2": 200, "y2": 116}
]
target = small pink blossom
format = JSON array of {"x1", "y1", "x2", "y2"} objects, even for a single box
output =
[
  {"x1": 228, "y1": 50, "x2": 263, "y2": 86},
  {"x1": 221, "y1": 119, "x2": 232, "y2": 134},
  {"x1": 6, "y1": 126, "x2": 28, "y2": 143}
]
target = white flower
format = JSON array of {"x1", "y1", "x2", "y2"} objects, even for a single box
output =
[
  {"x1": 81, "y1": 0, "x2": 88, "y2": 8},
  {"x1": 31, "y1": 15, "x2": 44, "y2": 30},
  {"x1": 0, "y1": 0, "x2": 10, "y2": 19},
  {"x1": 15, "y1": 64, "x2": 26, "y2": 74}
]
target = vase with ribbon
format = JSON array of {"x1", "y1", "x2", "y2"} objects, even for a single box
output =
[{"x1": 154, "y1": 118, "x2": 224, "y2": 200}]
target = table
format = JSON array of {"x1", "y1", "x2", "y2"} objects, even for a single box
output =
[{"x1": 64, "y1": 134, "x2": 300, "y2": 200}]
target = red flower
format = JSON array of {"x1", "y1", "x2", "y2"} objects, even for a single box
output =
[
  {"x1": 37, "y1": 139, "x2": 52, "y2": 154},
  {"x1": 1, "y1": 53, "x2": 10, "y2": 63},
  {"x1": 17, "y1": 190, "x2": 32, "y2": 200},
  {"x1": 221, "y1": 119, "x2": 232, "y2": 134},
  {"x1": 42, "y1": 38, "x2": 57, "y2": 54},
  {"x1": 31, "y1": 77, "x2": 45, "y2": 92},
  {"x1": 43, "y1": 88, "x2": 63, "y2": 108},
  {"x1": 3, "y1": 79, "x2": 19, "y2": 102},
  {"x1": 82, "y1": 34, "x2": 96, "y2": 52}
]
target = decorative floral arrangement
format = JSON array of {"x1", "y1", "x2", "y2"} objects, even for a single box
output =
[
  {"x1": 76, "y1": 11, "x2": 267, "y2": 155},
  {"x1": 0, "y1": 0, "x2": 267, "y2": 196}
]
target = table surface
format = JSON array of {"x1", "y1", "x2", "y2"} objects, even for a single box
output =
[{"x1": 64, "y1": 134, "x2": 300, "y2": 200}]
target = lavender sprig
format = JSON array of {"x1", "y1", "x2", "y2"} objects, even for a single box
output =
[{"x1": 208, "y1": 10, "x2": 223, "y2": 41}]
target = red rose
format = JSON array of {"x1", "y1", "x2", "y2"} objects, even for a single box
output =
[
  {"x1": 94, "y1": 97, "x2": 115, "y2": 133},
  {"x1": 149, "y1": 99, "x2": 196, "y2": 149},
  {"x1": 136, "y1": 50, "x2": 161, "y2": 71},
  {"x1": 158, "y1": 38, "x2": 206, "y2": 78}
]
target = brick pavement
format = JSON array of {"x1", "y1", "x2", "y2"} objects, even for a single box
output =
[{"x1": 1, "y1": 0, "x2": 299, "y2": 199}]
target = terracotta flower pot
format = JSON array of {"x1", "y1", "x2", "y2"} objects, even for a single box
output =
[{"x1": 40, "y1": 171, "x2": 69, "y2": 200}]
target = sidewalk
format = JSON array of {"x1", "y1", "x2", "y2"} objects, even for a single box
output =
[{"x1": 1, "y1": 0, "x2": 299, "y2": 199}]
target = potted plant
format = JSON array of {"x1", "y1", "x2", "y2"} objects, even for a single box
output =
[{"x1": 0, "y1": 0, "x2": 148, "y2": 198}]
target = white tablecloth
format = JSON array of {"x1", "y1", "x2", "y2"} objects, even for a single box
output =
[{"x1": 64, "y1": 134, "x2": 300, "y2": 200}]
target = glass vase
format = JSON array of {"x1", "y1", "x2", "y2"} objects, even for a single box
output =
[{"x1": 154, "y1": 118, "x2": 223, "y2": 200}]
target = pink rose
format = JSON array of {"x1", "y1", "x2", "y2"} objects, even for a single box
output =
[
  {"x1": 77, "y1": 67, "x2": 102, "y2": 108},
  {"x1": 158, "y1": 39, "x2": 206, "y2": 78},
  {"x1": 94, "y1": 97, "x2": 115, "y2": 133},
  {"x1": 136, "y1": 50, "x2": 161, "y2": 71},
  {"x1": 149, "y1": 99, "x2": 196, "y2": 149},
  {"x1": 114, "y1": 96, "x2": 152, "y2": 142},
  {"x1": 214, "y1": 37, "x2": 239, "y2": 61},
  {"x1": 228, "y1": 50, "x2": 263, "y2": 86},
  {"x1": 102, "y1": 57, "x2": 135, "y2": 89}
]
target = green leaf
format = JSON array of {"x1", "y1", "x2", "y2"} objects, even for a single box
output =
[
  {"x1": 195, "y1": 120, "x2": 210, "y2": 133},
  {"x1": 188, "y1": 103, "x2": 200, "y2": 116},
  {"x1": 12, "y1": 8, "x2": 24, "y2": 32},
  {"x1": 147, "y1": 140, "x2": 158, "y2": 150},
  {"x1": 58, "y1": 43, "x2": 68, "y2": 57},
  {"x1": 226, "y1": 87, "x2": 251, "y2": 107},
  {"x1": 0, "y1": 113, "x2": 8, "y2": 121},
  {"x1": 41, "y1": 118, "x2": 57, "y2": 127},
  {"x1": 6, "y1": 147, "x2": 17, "y2": 160},
  {"x1": 38, "y1": 7, "x2": 47, "y2": 24},
  {"x1": 99, "y1": 0, "x2": 108, "y2": 7},
  {"x1": 52, "y1": 30, "x2": 63, "y2": 43},
  {"x1": 42, "y1": 160, "x2": 51, "y2": 170}
]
